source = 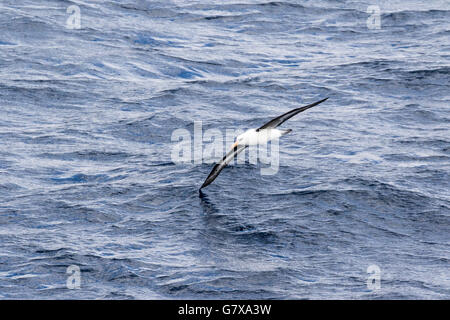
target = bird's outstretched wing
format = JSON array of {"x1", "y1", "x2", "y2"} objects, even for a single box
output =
[
  {"x1": 200, "y1": 145, "x2": 247, "y2": 189},
  {"x1": 257, "y1": 97, "x2": 328, "y2": 131}
]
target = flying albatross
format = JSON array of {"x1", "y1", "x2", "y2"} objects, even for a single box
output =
[{"x1": 200, "y1": 97, "x2": 328, "y2": 189}]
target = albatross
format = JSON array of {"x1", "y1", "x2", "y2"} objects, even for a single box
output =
[{"x1": 200, "y1": 97, "x2": 328, "y2": 189}]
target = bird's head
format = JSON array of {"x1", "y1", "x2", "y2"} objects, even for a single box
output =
[
  {"x1": 231, "y1": 134, "x2": 243, "y2": 149},
  {"x1": 231, "y1": 130, "x2": 253, "y2": 149}
]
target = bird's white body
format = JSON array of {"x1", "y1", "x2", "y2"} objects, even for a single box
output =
[{"x1": 233, "y1": 128, "x2": 289, "y2": 148}]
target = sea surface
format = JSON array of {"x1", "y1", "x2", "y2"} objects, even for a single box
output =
[{"x1": 0, "y1": 0, "x2": 449, "y2": 299}]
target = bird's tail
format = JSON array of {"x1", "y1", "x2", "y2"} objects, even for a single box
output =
[{"x1": 281, "y1": 129, "x2": 292, "y2": 136}]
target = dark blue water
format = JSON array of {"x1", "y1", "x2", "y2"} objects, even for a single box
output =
[{"x1": 0, "y1": 0, "x2": 449, "y2": 299}]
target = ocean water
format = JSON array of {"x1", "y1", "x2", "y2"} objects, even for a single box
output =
[{"x1": 0, "y1": 0, "x2": 449, "y2": 299}]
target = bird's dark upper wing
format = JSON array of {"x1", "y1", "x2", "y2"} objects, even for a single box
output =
[
  {"x1": 257, "y1": 97, "x2": 328, "y2": 131},
  {"x1": 200, "y1": 145, "x2": 247, "y2": 189}
]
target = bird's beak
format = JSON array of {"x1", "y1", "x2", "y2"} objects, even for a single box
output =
[{"x1": 231, "y1": 141, "x2": 239, "y2": 150}]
